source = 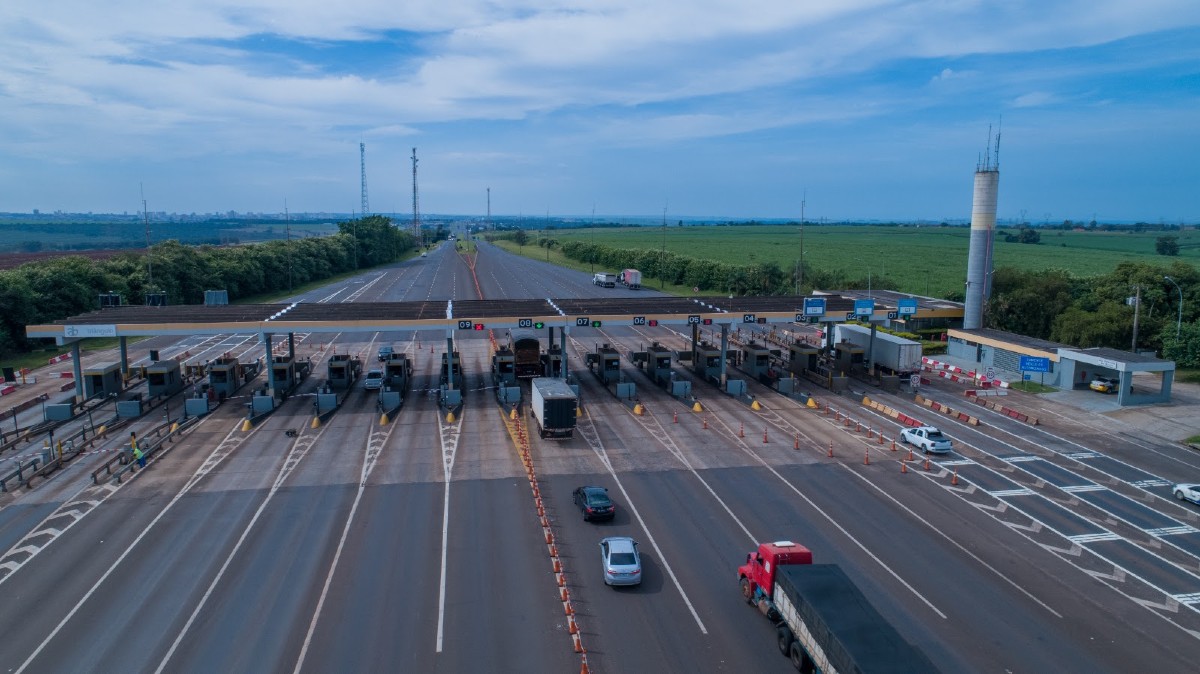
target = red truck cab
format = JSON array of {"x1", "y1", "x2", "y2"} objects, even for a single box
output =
[{"x1": 738, "y1": 540, "x2": 812, "y2": 606}]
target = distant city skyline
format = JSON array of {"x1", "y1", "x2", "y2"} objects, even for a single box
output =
[{"x1": 2, "y1": 2, "x2": 1197, "y2": 223}]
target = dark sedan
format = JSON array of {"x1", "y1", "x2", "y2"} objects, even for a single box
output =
[{"x1": 572, "y1": 486, "x2": 615, "y2": 521}]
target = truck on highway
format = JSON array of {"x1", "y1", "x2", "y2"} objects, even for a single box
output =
[
  {"x1": 530, "y1": 377, "x2": 578, "y2": 439},
  {"x1": 620, "y1": 269, "x2": 642, "y2": 289},
  {"x1": 833, "y1": 323, "x2": 922, "y2": 375},
  {"x1": 509, "y1": 331, "x2": 543, "y2": 378},
  {"x1": 593, "y1": 272, "x2": 617, "y2": 288},
  {"x1": 738, "y1": 540, "x2": 936, "y2": 673}
]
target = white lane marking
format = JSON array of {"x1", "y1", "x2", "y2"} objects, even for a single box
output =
[
  {"x1": 435, "y1": 412, "x2": 461, "y2": 652},
  {"x1": 839, "y1": 465, "x2": 1063, "y2": 618},
  {"x1": 154, "y1": 424, "x2": 329, "y2": 673},
  {"x1": 14, "y1": 417, "x2": 247, "y2": 674},
  {"x1": 576, "y1": 416, "x2": 708, "y2": 634},
  {"x1": 293, "y1": 420, "x2": 396, "y2": 673}
]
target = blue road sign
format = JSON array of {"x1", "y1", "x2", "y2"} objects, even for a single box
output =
[
  {"x1": 804, "y1": 297, "x2": 826, "y2": 316},
  {"x1": 1019, "y1": 356, "x2": 1051, "y2": 372},
  {"x1": 854, "y1": 299, "x2": 875, "y2": 317},
  {"x1": 898, "y1": 298, "x2": 918, "y2": 316}
]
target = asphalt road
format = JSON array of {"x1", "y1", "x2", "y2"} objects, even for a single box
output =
[{"x1": 0, "y1": 237, "x2": 1198, "y2": 673}]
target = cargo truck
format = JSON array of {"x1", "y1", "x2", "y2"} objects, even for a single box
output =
[
  {"x1": 738, "y1": 540, "x2": 936, "y2": 673},
  {"x1": 530, "y1": 377, "x2": 578, "y2": 438},
  {"x1": 509, "y1": 331, "x2": 543, "y2": 378},
  {"x1": 593, "y1": 272, "x2": 617, "y2": 288},
  {"x1": 620, "y1": 269, "x2": 642, "y2": 289},
  {"x1": 833, "y1": 323, "x2": 922, "y2": 375}
]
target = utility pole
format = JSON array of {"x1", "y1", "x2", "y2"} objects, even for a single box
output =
[
  {"x1": 140, "y1": 183, "x2": 152, "y2": 290},
  {"x1": 284, "y1": 199, "x2": 293, "y2": 292},
  {"x1": 1130, "y1": 284, "x2": 1141, "y2": 351},
  {"x1": 660, "y1": 204, "x2": 667, "y2": 290},
  {"x1": 411, "y1": 147, "x2": 420, "y2": 244},
  {"x1": 797, "y1": 190, "x2": 806, "y2": 295}
]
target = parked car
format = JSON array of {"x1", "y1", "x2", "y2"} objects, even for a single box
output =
[
  {"x1": 1173, "y1": 483, "x2": 1200, "y2": 506},
  {"x1": 572, "y1": 486, "x2": 615, "y2": 521},
  {"x1": 378, "y1": 345, "x2": 394, "y2": 362},
  {"x1": 1089, "y1": 376, "x2": 1118, "y2": 393},
  {"x1": 599, "y1": 536, "x2": 641, "y2": 586},
  {"x1": 899, "y1": 426, "x2": 953, "y2": 454},
  {"x1": 363, "y1": 369, "x2": 384, "y2": 390}
]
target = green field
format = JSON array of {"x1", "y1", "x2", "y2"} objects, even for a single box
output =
[{"x1": 511, "y1": 225, "x2": 1200, "y2": 298}]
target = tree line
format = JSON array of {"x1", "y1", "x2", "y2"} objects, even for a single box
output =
[{"x1": 0, "y1": 216, "x2": 416, "y2": 354}]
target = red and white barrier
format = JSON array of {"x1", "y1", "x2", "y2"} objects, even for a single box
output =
[
  {"x1": 47, "y1": 353, "x2": 73, "y2": 365},
  {"x1": 0, "y1": 385, "x2": 15, "y2": 396}
]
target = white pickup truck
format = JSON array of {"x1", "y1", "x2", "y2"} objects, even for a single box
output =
[{"x1": 899, "y1": 426, "x2": 953, "y2": 454}]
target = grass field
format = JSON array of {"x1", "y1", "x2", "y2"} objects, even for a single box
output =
[{"x1": 516, "y1": 225, "x2": 1200, "y2": 298}]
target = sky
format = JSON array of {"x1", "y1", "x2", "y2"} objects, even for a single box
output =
[{"x1": 1, "y1": 1, "x2": 1198, "y2": 222}]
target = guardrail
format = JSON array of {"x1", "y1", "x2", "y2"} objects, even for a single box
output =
[
  {"x1": 0, "y1": 455, "x2": 45, "y2": 492},
  {"x1": 91, "y1": 416, "x2": 200, "y2": 485}
]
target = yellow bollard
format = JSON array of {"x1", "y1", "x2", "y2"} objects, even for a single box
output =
[
  {"x1": 241, "y1": 419, "x2": 252, "y2": 431},
  {"x1": 751, "y1": 399, "x2": 761, "y2": 411},
  {"x1": 380, "y1": 413, "x2": 389, "y2": 425},
  {"x1": 311, "y1": 416, "x2": 320, "y2": 428},
  {"x1": 692, "y1": 401, "x2": 703, "y2": 412},
  {"x1": 446, "y1": 410, "x2": 456, "y2": 423},
  {"x1": 633, "y1": 403, "x2": 644, "y2": 416}
]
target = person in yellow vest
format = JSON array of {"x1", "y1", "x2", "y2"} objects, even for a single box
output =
[{"x1": 131, "y1": 432, "x2": 145, "y2": 468}]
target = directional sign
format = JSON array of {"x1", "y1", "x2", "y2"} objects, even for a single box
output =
[
  {"x1": 648, "y1": 319, "x2": 659, "y2": 327},
  {"x1": 854, "y1": 299, "x2": 875, "y2": 317},
  {"x1": 803, "y1": 297, "x2": 826, "y2": 317},
  {"x1": 702, "y1": 318, "x2": 712, "y2": 325},
  {"x1": 632, "y1": 316, "x2": 646, "y2": 326},
  {"x1": 457, "y1": 320, "x2": 473, "y2": 330},
  {"x1": 474, "y1": 323, "x2": 484, "y2": 331},
  {"x1": 592, "y1": 321, "x2": 603, "y2": 328},
  {"x1": 1019, "y1": 356, "x2": 1051, "y2": 372},
  {"x1": 518, "y1": 318, "x2": 533, "y2": 328},
  {"x1": 533, "y1": 322, "x2": 545, "y2": 329},
  {"x1": 575, "y1": 317, "x2": 590, "y2": 326},
  {"x1": 898, "y1": 298, "x2": 919, "y2": 316},
  {"x1": 742, "y1": 314, "x2": 757, "y2": 323}
]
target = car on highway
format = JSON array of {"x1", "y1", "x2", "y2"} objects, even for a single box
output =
[
  {"x1": 377, "y1": 345, "x2": 394, "y2": 361},
  {"x1": 599, "y1": 536, "x2": 641, "y2": 586},
  {"x1": 420, "y1": 251, "x2": 427, "y2": 257},
  {"x1": 572, "y1": 486, "x2": 615, "y2": 521},
  {"x1": 1174, "y1": 483, "x2": 1200, "y2": 506},
  {"x1": 363, "y1": 369, "x2": 384, "y2": 390},
  {"x1": 899, "y1": 426, "x2": 953, "y2": 454},
  {"x1": 1089, "y1": 376, "x2": 1118, "y2": 393}
]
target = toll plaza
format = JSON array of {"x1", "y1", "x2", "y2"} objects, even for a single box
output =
[
  {"x1": 28, "y1": 294, "x2": 966, "y2": 406},
  {"x1": 326, "y1": 354, "x2": 363, "y2": 390}
]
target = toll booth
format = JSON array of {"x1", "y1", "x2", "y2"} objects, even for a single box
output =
[
  {"x1": 440, "y1": 352, "x2": 464, "y2": 390},
  {"x1": 692, "y1": 343, "x2": 724, "y2": 382},
  {"x1": 326, "y1": 354, "x2": 362, "y2": 390},
  {"x1": 543, "y1": 346, "x2": 564, "y2": 378},
  {"x1": 146, "y1": 359, "x2": 184, "y2": 398},
  {"x1": 740, "y1": 342, "x2": 782, "y2": 382},
  {"x1": 207, "y1": 357, "x2": 242, "y2": 401},
  {"x1": 632, "y1": 342, "x2": 689, "y2": 395},
  {"x1": 83, "y1": 362, "x2": 123, "y2": 399},
  {"x1": 586, "y1": 344, "x2": 622, "y2": 384},
  {"x1": 834, "y1": 340, "x2": 865, "y2": 373},
  {"x1": 492, "y1": 346, "x2": 516, "y2": 387},
  {"x1": 788, "y1": 343, "x2": 820, "y2": 375},
  {"x1": 385, "y1": 354, "x2": 412, "y2": 390},
  {"x1": 314, "y1": 383, "x2": 338, "y2": 415},
  {"x1": 269, "y1": 355, "x2": 306, "y2": 399}
]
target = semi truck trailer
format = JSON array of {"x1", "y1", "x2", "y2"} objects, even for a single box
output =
[
  {"x1": 620, "y1": 269, "x2": 642, "y2": 289},
  {"x1": 530, "y1": 377, "x2": 578, "y2": 439},
  {"x1": 738, "y1": 540, "x2": 936, "y2": 673},
  {"x1": 833, "y1": 323, "x2": 922, "y2": 375}
]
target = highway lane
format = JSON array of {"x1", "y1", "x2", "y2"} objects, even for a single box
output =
[{"x1": 2, "y1": 237, "x2": 1199, "y2": 671}]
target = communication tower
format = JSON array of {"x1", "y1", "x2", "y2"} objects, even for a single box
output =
[{"x1": 963, "y1": 123, "x2": 1001, "y2": 330}]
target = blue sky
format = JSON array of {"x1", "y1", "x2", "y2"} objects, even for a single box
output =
[{"x1": 1, "y1": 1, "x2": 1197, "y2": 222}]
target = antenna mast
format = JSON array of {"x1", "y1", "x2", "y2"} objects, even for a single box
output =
[{"x1": 360, "y1": 142, "x2": 369, "y2": 216}]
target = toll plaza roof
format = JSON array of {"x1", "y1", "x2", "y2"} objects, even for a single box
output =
[{"x1": 27, "y1": 293, "x2": 948, "y2": 341}]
